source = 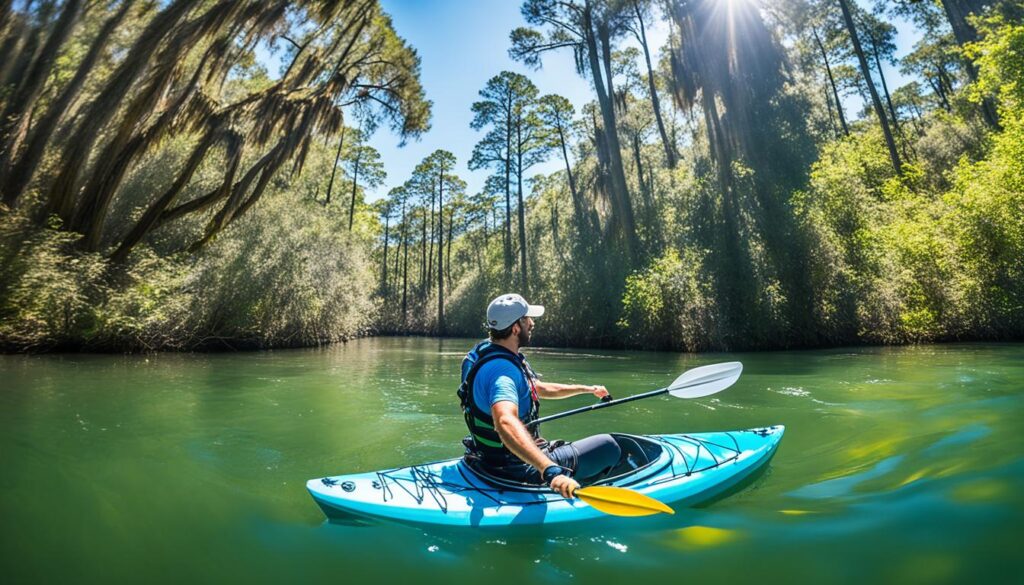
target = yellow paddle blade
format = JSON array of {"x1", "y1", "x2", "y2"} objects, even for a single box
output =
[{"x1": 575, "y1": 486, "x2": 675, "y2": 517}]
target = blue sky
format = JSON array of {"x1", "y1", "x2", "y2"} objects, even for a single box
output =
[
  {"x1": 365, "y1": 0, "x2": 612, "y2": 201},
  {"x1": 353, "y1": 0, "x2": 921, "y2": 202}
]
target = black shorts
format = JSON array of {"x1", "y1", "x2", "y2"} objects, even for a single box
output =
[{"x1": 480, "y1": 433, "x2": 622, "y2": 485}]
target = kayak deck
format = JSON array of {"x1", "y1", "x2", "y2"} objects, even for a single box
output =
[{"x1": 307, "y1": 425, "x2": 784, "y2": 527}]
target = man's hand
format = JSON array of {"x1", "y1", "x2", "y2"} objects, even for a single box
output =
[
  {"x1": 550, "y1": 474, "x2": 580, "y2": 499},
  {"x1": 589, "y1": 385, "x2": 610, "y2": 399}
]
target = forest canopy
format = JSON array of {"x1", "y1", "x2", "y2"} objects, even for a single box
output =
[{"x1": 1, "y1": 0, "x2": 1022, "y2": 352}]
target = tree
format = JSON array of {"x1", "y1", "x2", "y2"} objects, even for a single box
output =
[
  {"x1": 538, "y1": 94, "x2": 586, "y2": 225},
  {"x1": 510, "y1": 84, "x2": 549, "y2": 295},
  {"x1": 857, "y1": 7, "x2": 908, "y2": 149},
  {"x1": 469, "y1": 71, "x2": 536, "y2": 279},
  {"x1": 344, "y1": 139, "x2": 386, "y2": 231},
  {"x1": 773, "y1": 0, "x2": 852, "y2": 137},
  {"x1": 0, "y1": 0, "x2": 135, "y2": 208},
  {"x1": 892, "y1": 81, "x2": 929, "y2": 136},
  {"x1": 837, "y1": 0, "x2": 903, "y2": 174},
  {"x1": 324, "y1": 126, "x2": 348, "y2": 206},
  {"x1": 1, "y1": 0, "x2": 431, "y2": 260},
  {"x1": 901, "y1": 0, "x2": 1001, "y2": 127},
  {"x1": 900, "y1": 34, "x2": 959, "y2": 112},
  {"x1": 667, "y1": 0, "x2": 819, "y2": 345},
  {"x1": 428, "y1": 150, "x2": 458, "y2": 333},
  {"x1": 376, "y1": 196, "x2": 397, "y2": 294},
  {"x1": 510, "y1": 0, "x2": 639, "y2": 264},
  {"x1": 622, "y1": 0, "x2": 677, "y2": 167},
  {"x1": 0, "y1": 0, "x2": 84, "y2": 196}
]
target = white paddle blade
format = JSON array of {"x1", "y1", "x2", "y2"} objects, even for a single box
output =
[{"x1": 668, "y1": 362, "x2": 743, "y2": 398}]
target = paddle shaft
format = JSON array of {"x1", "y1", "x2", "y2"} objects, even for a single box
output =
[{"x1": 527, "y1": 386, "x2": 670, "y2": 428}]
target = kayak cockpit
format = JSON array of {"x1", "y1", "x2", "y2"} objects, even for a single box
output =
[
  {"x1": 599, "y1": 433, "x2": 666, "y2": 481},
  {"x1": 462, "y1": 433, "x2": 666, "y2": 491}
]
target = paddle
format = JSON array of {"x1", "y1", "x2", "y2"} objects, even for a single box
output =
[
  {"x1": 574, "y1": 485, "x2": 675, "y2": 516},
  {"x1": 532, "y1": 362, "x2": 743, "y2": 517},
  {"x1": 527, "y1": 361, "x2": 743, "y2": 428}
]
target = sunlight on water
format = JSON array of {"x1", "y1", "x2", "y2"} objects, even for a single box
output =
[
  {"x1": 949, "y1": 479, "x2": 1010, "y2": 503},
  {"x1": 1, "y1": 340, "x2": 1022, "y2": 583},
  {"x1": 670, "y1": 526, "x2": 741, "y2": 549}
]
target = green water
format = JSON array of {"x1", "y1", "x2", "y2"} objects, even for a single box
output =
[{"x1": 2, "y1": 338, "x2": 1022, "y2": 583}]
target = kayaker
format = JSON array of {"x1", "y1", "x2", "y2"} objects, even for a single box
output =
[{"x1": 458, "y1": 293, "x2": 622, "y2": 499}]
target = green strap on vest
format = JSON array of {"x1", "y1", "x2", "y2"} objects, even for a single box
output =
[{"x1": 458, "y1": 342, "x2": 540, "y2": 461}]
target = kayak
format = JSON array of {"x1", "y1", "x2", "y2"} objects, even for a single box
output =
[{"x1": 306, "y1": 425, "x2": 784, "y2": 527}]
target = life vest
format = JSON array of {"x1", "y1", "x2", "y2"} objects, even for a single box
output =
[{"x1": 457, "y1": 339, "x2": 540, "y2": 462}]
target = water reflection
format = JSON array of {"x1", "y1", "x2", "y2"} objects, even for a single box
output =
[{"x1": 1, "y1": 340, "x2": 1022, "y2": 584}]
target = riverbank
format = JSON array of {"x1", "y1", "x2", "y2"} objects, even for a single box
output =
[{"x1": 4, "y1": 322, "x2": 1023, "y2": 355}]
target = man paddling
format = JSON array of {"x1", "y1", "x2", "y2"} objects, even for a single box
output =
[{"x1": 458, "y1": 293, "x2": 622, "y2": 498}]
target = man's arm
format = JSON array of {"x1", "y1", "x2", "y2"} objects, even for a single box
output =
[
  {"x1": 534, "y1": 381, "x2": 609, "y2": 400},
  {"x1": 491, "y1": 400, "x2": 579, "y2": 498},
  {"x1": 492, "y1": 400, "x2": 557, "y2": 471}
]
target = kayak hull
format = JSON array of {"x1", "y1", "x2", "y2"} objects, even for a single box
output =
[{"x1": 307, "y1": 425, "x2": 784, "y2": 527}]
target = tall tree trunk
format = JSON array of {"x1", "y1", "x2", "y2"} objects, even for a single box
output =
[
  {"x1": 586, "y1": 4, "x2": 637, "y2": 263},
  {"x1": 420, "y1": 208, "x2": 427, "y2": 294},
  {"x1": 348, "y1": 149, "x2": 361, "y2": 230},
  {"x1": 503, "y1": 91, "x2": 513, "y2": 275},
  {"x1": 557, "y1": 123, "x2": 584, "y2": 226},
  {"x1": 870, "y1": 41, "x2": 906, "y2": 147},
  {"x1": 0, "y1": 0, "x2": 83, "y2": 179},
  {"x1": 401, "y1": 203, "x2": 408, "y2": 324},
  {"x1": 939, "y1": 0, "x2": 1000, "y2": 128},
  {"x1": 325, "y1": 126, "x2": 345, "y2": 204},
  {"x1": 633, "y1": 0, "x2": 676, "y2": 168},
  {"x1": 928, "y1": 76, "x2": 952, "y2": 112},
  {"x1": 631, "y1": 132, "x2": 652, "y2": 220},
  {"x1": 516, "y1": 121, "x2": 528, "y2": 294},
  {"x1": 436, "y1": 165, "x2": 444, "y2": 334},
  {"x1": 936, "y1": 64, "x2": 955, "y2": 98},
  {"x1": 382, "y1": 212, "x2": 389, "y2": 294},
  {"x1": 812, "y1": 27, "x2": 848, "y2": 136},
  {"x1": 427, "y1": 181, "x2": 435, "y2": 294},
  {"x1": 392, "y1": 206, "x2": 402, "y2": 295},
  {"x1": 43, "y1": 0, "x2": 200, "y2": 224},
  {"x1": 111, "y1": 129, "x2": 241, "y2": 263},
  {"x1": 1, "y1": 0, "x2": 132, "y2": 208},
  {"x1": 0, "y1": 1, "x2": 54, "y2": 108},
  {"x1": 0, "y1": 18, "x2": 26, "y2": 94},
  {"x1": 823, "y1": 82, "x2": 839, "y2": 137},
  {"x1": 0, "y1": 0, "x2": 15, "y2": 36},
  {"x1": 838, "y1": 0, "x2": 902, "y2": 175},
  {"x1": 446, "y1": 205, "x2": 454, "y2": 289}
]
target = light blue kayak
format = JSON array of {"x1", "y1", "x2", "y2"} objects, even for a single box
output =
[{"x1": 307, "y1": 425, "x2": 784, "y2": 527}]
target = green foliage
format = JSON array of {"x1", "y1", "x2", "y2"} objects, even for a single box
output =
[
  {"x1": 619, "y1": 249, "x2": 716, "y2": 350},
  {"x1": 0, "y1": 207, "x2": 191, "y2": 351},
  {"x1": 943, "y1": 113, "x2": 1024, "y2": 335},
  {"x1": 0, "y1": 209, "x2": 105, "y2": 350},
  {"x1": 964, "y1": 14, "x2": 1024, "y2": 121},
  {"x1": 794, "y1": 103, "x2": 1023, "y2": 345},
  {"x1": 0, "y1": 188, "x2": 375, "y2": 351},
  {"x1": 185, "y1": 191, "x2": 375, "y2": 348},
  {"x1": 4, "y1": 0, "x2": 1023, "y2": 354}
]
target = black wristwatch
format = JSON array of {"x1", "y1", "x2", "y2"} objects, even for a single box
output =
[{"x1": 542, "y1": 465, "x2": 572, "y2": 484}]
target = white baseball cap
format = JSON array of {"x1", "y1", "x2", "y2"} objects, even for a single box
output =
[{"x1": 486, "y1": 293, "x2": 545, "y2": 330}]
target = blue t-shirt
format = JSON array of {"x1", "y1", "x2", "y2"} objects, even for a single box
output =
[{"x1": 472, "y1": 358, "x2": 534, "y2": 425}]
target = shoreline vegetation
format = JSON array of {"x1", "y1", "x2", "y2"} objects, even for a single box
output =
[{"x1": 1, "y1": 1, "x2": 1022, "y2": 354}]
